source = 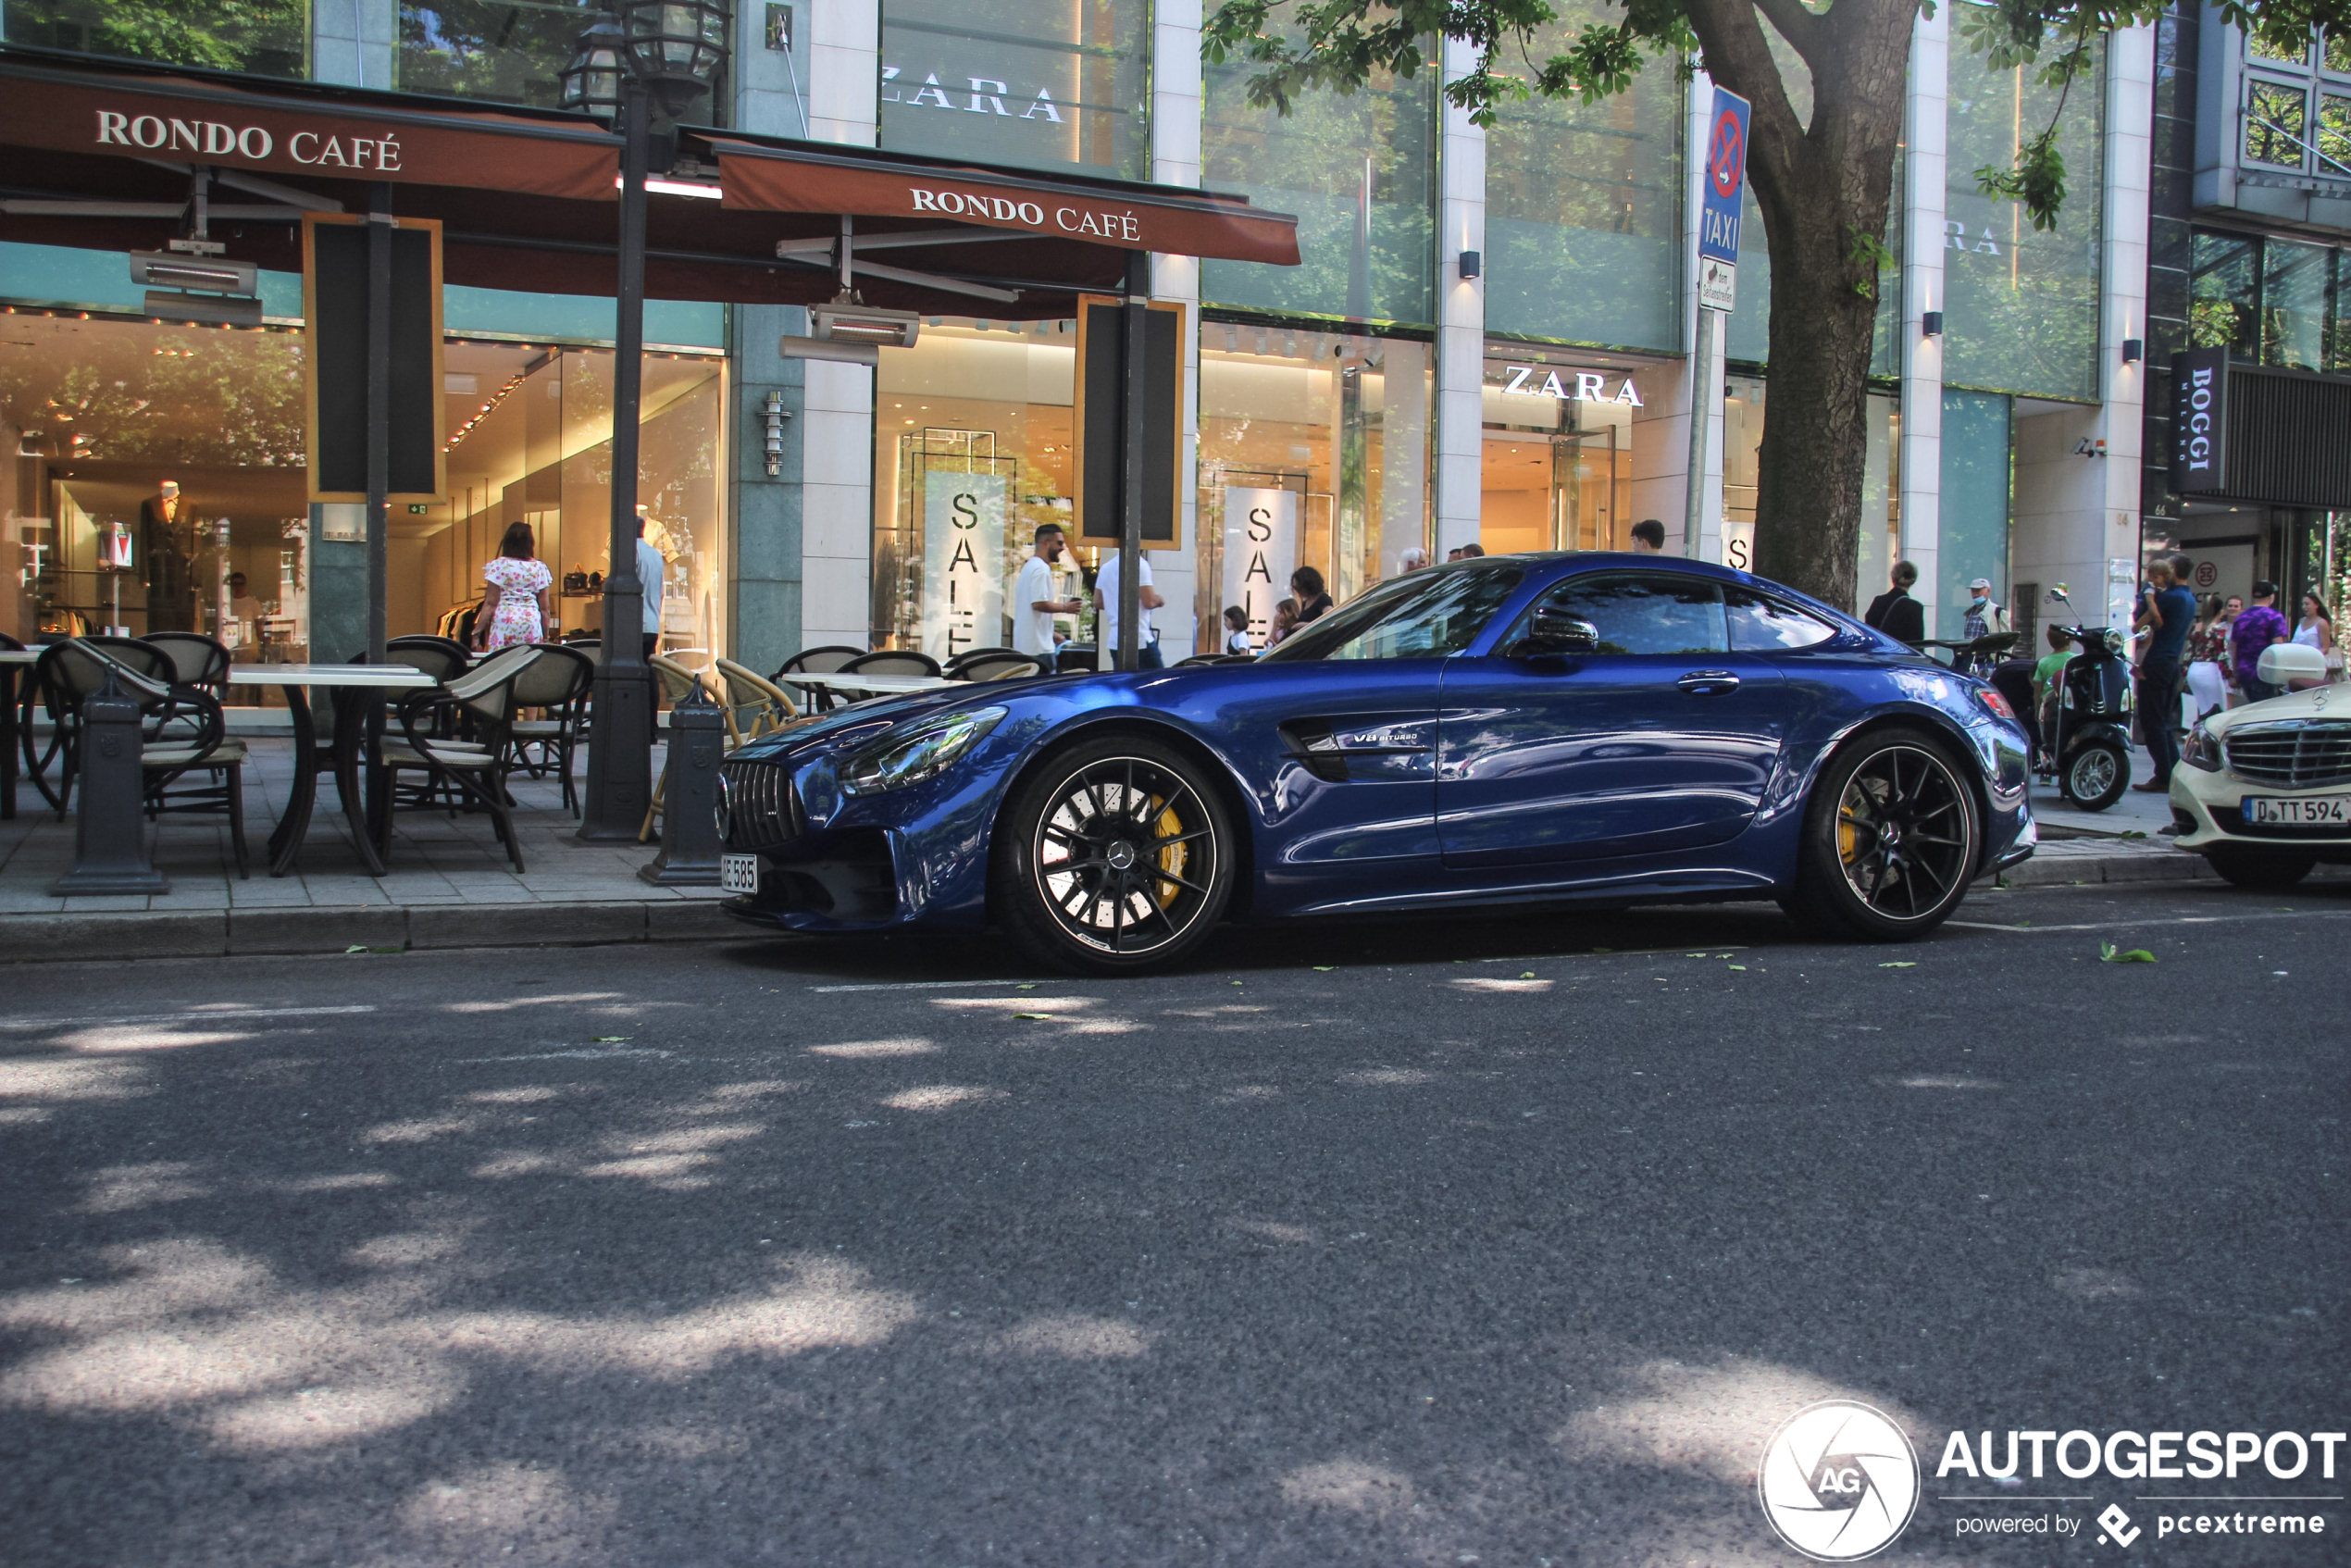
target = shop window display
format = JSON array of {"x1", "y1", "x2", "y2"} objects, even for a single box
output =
[
  {"x1": 1198, "y1": 323, "x2": 1431, "y2": 653},
  {"x1": 871, "y1": 320, "x2": 1084, "y2": 659},
  {"x1": 419, "y1": 343, "x2": 728, "y2": 656},
  {"x1": 1, "y1": 312, "x2": 311, "y2": 666},
  {"x1": 878, "y1": 0, "x2": 1148, "y2": 180}
]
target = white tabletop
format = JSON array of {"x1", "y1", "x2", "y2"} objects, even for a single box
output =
[
  {"x1": 229, "y1": 663, "x2": 435, "y2": 689},
  {"x1": 781, "y1": 671, "x2": 954, "y2": 693}
]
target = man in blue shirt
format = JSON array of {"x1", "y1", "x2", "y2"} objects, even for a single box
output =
[{"x1": 2133, "y1": 553, "x2": 2198, "y2": 790}]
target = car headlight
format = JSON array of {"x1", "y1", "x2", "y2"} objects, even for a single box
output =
[
  {"x1": 840, "y1": 706, "x2": 1006, "y2": 796},
  {"x1": 2182, "y1": 720, "x2": 2223, "y2": 772}
]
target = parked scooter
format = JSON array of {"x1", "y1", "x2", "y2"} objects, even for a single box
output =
[{"x1": 2034, "y1": 586, "x2": 2134, "y2": 810}]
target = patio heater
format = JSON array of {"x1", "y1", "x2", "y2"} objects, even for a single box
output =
[{"x1": 559, "y1": 1, "x2": 730, "y2": 842}]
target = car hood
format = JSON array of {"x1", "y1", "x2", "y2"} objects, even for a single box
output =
[{"x1": 2202, "y1": 684, "x2": 2348, "y2": 735}]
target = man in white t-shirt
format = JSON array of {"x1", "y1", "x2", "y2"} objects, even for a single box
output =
[
  {"x1": 1012, "y1": 524, "x2": 1079, "y2": 659},
  {"x1": 1094, "y1": 548, "x2": 1166, "y2": 669}
]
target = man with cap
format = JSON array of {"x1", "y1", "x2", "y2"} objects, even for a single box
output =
[{"x1": 1959, "y1": 576, "x2": 2008, "y2": 675}]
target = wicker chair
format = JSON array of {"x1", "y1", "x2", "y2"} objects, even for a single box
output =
[
  {"x1": 376, "y1": 646, "x2": 542, "y2": 873},
  {"x1": 503, "y1": 642, "x2": 597, "y2": 815},
  {"x1": 641, "y1": 653, "x2": 721, "y2": 841},
  {"x1": 710, "y1": 657, "x2": 803, "y2": 746}
]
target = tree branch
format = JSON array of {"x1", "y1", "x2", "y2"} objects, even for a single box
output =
[{"x1": 1748, "y1": 0, "x2": 1825, "y2": 69}]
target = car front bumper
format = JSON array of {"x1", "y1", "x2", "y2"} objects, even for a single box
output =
[{"x1": 2169, "y1": 767, "x2": 2351, "y2": 858}]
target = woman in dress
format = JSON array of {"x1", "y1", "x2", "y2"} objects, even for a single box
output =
[
  {"x1": 477, "y1": 521, "x2": 554, "y2": 652},
  {"x1": 2294, "y1": 591, "x2": 2339, "y2": 679},
  {"x1": 2184, "y1": 592, "x2": 2231, "y2": 720}
]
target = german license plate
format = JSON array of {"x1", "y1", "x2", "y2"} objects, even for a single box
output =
[
  {"x1": 720, "y1": 853, "x2": 762, "y2": 894},
  {"x1": 2245, "y1": 795, "x2": 2351, "y2": 826}
]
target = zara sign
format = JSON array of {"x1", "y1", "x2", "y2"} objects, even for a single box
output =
[{"x1": 1491, "y1": 365, "x2": 1645, "y2": 406}]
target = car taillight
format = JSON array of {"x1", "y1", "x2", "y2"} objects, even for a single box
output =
[{"x1": 1977, "y1": 688, "x2": 2016, "y2": 721}]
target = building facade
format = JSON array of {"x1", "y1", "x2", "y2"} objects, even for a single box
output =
[{"x1": 4, "y1": 0, "x2": 2228, "y2": 675}]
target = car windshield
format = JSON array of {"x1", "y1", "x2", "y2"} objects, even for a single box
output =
[{"x1": 1262, "y1": 563, "x2": 1527, "y2": 662}]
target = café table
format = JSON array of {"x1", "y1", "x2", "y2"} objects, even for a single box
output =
[
  {"x1": 227, "y1": 663, "x2": 434, "y2": 877},
  {"x1": 777, "y1": 670, "x2": 955, "y2": 710},
  {"x1": 0, "y1": 647, "x2": 34, "y2": 820}
]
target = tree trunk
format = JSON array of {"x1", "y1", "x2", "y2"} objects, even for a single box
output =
[{"x1": 1685, "y1": 0, "x2": 1916, "y2": 613}]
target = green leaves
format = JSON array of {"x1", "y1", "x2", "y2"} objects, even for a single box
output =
[
  {"x1": 2099, "y1": 942, "x2": 2158, "y2": 964},
  {"x1": 1976, "y1": 131, "x2": 2069, "y2": 232}
]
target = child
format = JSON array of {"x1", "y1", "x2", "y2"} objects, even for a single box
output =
[
  {"x1": 1267, "y1": 597, "x2": 1300, "y2": 647},
  {"x1": 1223, "y1": 604, "x2": 1253, "y2": 655}
]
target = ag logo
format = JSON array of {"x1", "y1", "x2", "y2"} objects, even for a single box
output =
[{"x1": 1757, "y1": 1400, "x2": 1921, "y2": 1561}]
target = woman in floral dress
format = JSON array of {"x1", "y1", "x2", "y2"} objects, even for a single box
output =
[{"x1": 477, "y1": 521, "x2": 554, "y2": 652}]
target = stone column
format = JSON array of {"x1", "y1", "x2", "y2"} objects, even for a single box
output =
[
  {"x1": 1152, "y1": 0, "x2": 1205, "y2": 653},
  {"x1": 1433, "y1": 33, "x2": 1486, "y2": 560},
  {"x1": 1898, "y1": 6, "x2": 1948, "y2": 636}
]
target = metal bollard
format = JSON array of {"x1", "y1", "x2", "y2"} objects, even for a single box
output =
[
  {"x1": 640, "y1": 682, "x2": 724, "y2": 886},
  {"x1": 50, "y1": 667, "x2": 169, "y2": 896}
]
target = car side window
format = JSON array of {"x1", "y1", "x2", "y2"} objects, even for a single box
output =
[
  {"x1": 1725, "y1": 587, "x2": 1837, "y2": 651},
  {"x1": 1265, "y1": 564, "x2": 1526, "y2": 662},
  {"x1": 1516, "y1": 574, "x2": 1729, "y2": 654}
]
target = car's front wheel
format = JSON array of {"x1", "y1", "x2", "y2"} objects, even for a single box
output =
[
  {"x1": 1783, "y1": 728, "x2": 1982, "y2": 940},
  {"x1": 2205, "y1": 848, "x2": 2314, "y2": 890},
  {"x1": 993, "y1": 733, "x2": 1236, "y2": 975}
]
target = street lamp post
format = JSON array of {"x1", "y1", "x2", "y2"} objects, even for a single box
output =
[{"x1": 559, "y1": 2, "x2": 729, "y2": 842}]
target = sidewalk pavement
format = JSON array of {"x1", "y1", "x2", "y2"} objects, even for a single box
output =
[{"x1": 0, "y1": 735, "x2": 738, "y2": 962}]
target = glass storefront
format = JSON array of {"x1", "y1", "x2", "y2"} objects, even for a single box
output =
[
  {"x1": 870, "y1": 318, "x2": 1082, "y2": 658},
  {"x1": 1483, "y1": 0, "x2": 1682, "y2": 354},
  {"x1": 0, "y1": 300, "x2": 727, "y2": 666},
  {"x1": 1478, "y1": 348, "x2": 1652, "y2": 554},
  {"x1": 1201, "y1": 34, "x2": 1437, "y2": 325},
  {"x1": 1943, "y1": 41, "x2": 2105, "y2": 402},
  {"x1": 878, "y1": 0, "x2": 1149, "y2": 180},
  {"x1": 3, "y1": 0, "x2": 308, "y2": 77},
  {"x1": 1722, "y1": 375, "x2": 1901, "y2": 610},
  {"x1": 1198, "y1": 322, "x2": 1431, "y2": 652}
]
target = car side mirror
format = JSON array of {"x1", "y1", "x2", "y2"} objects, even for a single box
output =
[{"x1": 1518, "y1": 605, "x2": 1600, "y2": 655}]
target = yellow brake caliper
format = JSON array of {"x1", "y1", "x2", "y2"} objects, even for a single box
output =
[{"x1": 1153, "y1": 799, "x2": 1186, "y2": 907}]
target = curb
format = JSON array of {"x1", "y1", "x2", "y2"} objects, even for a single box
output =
[
  {"x1": 1999, "y1": 847, "x2": 2351, "y2": 889},
  {"x1": 0, "y1": 899, "x2": 747, "y2": 964}
]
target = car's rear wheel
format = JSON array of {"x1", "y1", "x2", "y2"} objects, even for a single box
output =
[
  {"x1": 993, "y1": 734, "x2": 1236, "y2": 975},
  {"x1": 2061, "y1": 740, "x2": 2129, "y2": 810},
  {"x1": 1783, "y1": 728, "x2": 1981, "y2": 940},
  {"x1": 2205, "y1": 848, "x2": 2314, "y2": 890}
]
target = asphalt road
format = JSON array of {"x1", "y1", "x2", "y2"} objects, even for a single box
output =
[{"x1": 3, "y1": 878, "x2": 2345, "y2": 1567}]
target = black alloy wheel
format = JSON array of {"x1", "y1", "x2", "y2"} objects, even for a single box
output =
[
  {"x1": 1784, "y1": 728, "x2": 1981, "y2": 940},
  {"x1": 994, "y1": 734, "x2": 1234, "y2": 975}
]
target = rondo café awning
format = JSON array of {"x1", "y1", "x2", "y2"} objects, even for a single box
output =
[{"x1": 0, "y1": 46, "x2": 1299, "y2": 318}]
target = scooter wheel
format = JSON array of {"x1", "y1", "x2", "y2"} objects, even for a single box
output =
[{"x1": 2060, "y1": 741, "x2": 2129, "y2": 810}]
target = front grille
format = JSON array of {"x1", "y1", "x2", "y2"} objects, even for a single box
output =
[
  {"x1": 721, "y1": 758, "x2": 803, "y2": 850},
  {"x1": 2224, "y1": 720, "x2": 2351, "y2": 790}
]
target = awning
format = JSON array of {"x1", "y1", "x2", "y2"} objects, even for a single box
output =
[
  {"x1": 0, "y1": 50, "x2": 617, "y2": 203},
  {"x1": 708, "y1": 139, "x2": 1300, "y2": 268},
  {"x1": 0, "y1": 46, "x2": 1298, "y2": 319}
]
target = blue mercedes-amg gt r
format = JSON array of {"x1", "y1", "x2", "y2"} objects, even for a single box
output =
[{"x1": 717, "y1": 553, "x2": 2035, "y2": 974}]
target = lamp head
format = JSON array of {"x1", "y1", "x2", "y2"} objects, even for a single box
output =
[
  {"x1": 619, "y1": 0, "x2": 731, "y2": 117},
  {"x1": 556, "y1": 13, "x2": 627, "y2": 121}
]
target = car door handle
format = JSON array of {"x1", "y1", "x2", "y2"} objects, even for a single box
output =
[{"x1": 1677, "y1": 670, "x2": 1741, "y2": 695}]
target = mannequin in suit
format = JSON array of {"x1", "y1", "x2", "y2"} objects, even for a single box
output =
[{"x1": 139, "y1": 479, "x2": 193, "y2": 632}]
